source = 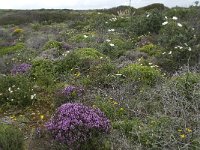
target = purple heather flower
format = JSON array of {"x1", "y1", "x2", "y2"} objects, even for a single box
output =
[
  {"x1": 62, "y1": 85, "x2": 84, "y2": 97},
  {"x1": 11, "y1": 63, "x2": 32, "y2": 75},
  {"x1": 45, "y1": 103, "x2": 111, "y2": 146}
]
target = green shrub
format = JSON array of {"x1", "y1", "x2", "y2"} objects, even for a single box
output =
[
  {"x1": 0, "y1": 43, "x2": 25, "y2": 56},
  {"x1": 57, "y1": 48, "x2": 108, "y2": 73},
  {"x1": 0, "y1": 124, "x2": 24, "y2": 150},
  {"x1": 0, "y1": 75, "x2": 36, "y2": 108},
  {"x1": 113, "y1": 117, "x2": 173, "y2": 149},
  {"x1": 12, "y1": 28, "x2": 24, "y2": 37},
  {"x1": 30, "y1": 59, "x2": 57, "y2": 87},
  {"x1": 138, "y1": 43, "x2": 161, "y2": 56},
  {"x1": 87, "y1": 62, "x2": 116, "y2": 87},
  {"x1": 112, "y1": 119, "x2": 141, "y2": 137},
  {"x1": 119, "y1": 64, "x2": 162, "y2": 86},
  {"x1": 157, "y1": 18, "x2": 199, "y2": 72},
  {"x1": 68, "y1": 34, "x2": 91, "y2": 43},
  {"x1": 169, "y1": 72, "x2": 200, "y2": 101},
  {"x1": 130, "y1": 9, "x2": 164, "y2": 35},
  {"x1": 43, "y1": 40, "x2": 62, "y2": 50},
  {"x1": 93, "y1": 96, "x2": 127, "y2": 121}
]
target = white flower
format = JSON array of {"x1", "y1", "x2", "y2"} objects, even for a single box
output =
[
  {"x1": 177, "y1": 23, "x2": 182, "y2": 27},
  {"x1": 188, "y1": 47, "x2": 192, "y2": 51},
  {"x1": 106, "y1": 39, "x2": 111, "y2": 42},
  {"x1": 109, "y1": 43, "x2": 115, "y2": 47},
  {"x1": 192, "y1": 28, "x2": 195, "y2": 30},
  {"x1": 165, "y1": 16, "x2": 168, "y2": 19},
  {"x1": 179, "y1": 46, "x2": 183, "y2": 49},
  {"x1": 162, "y1": 21, "x2": 168, "y2": 25},
  {"x1": 105, "y1": 21, "x2": 108, "y2": 24},
  {"x1": 168, "y1": 51, "x2": 172, "y2": 54},
  {"x1": 148, "y1": 63, "x2": 153, "y2": 65},
  {"x1": 108, "y1": 29, "x2": 115, "y2": 32},
  {"x1": 146, "y1": 14, "x2": 150, "y2": 17},
  {"x1": 31, "y1": 94, "x2": 36, "y2": 100},
  {"x1": 115, "y1": 74, "x2": 122, "y2": 76},
  {"x1": 83, "y1": 35, "x2": 88, "y2": 38},
  {"x1": 0, "y1": 93, "x2": 2, "y2": 96},
  {"x1": 162, "y1": 52, "x2": 166, "y2": 54},
  {"x1": 172, "y1": 16, "x2": 178, "y2": 20}
]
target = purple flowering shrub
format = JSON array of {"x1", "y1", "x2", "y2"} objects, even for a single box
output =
[
  {"x1": 45, "y1": 103, "x2": 111, "y2": 147},
  {"x1": 11, "y1": 63, "x2": 32, "y2": 75},
  {"x1": 62, "y1": 85, "x2": 84, "y2": 97},
  {"x1": 54, "y1": 85, "x2": 84, "y2": 106}
]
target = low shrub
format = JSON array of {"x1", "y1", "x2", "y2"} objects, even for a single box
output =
[
  {"x1": 130, "y1": 9, "x2": 164, "y2": 35},
  {"x1": 119, "y1": 63, "x2": 162, "y2": 86},
  {"x1": 57, "y1": 48, "x2": 108, "y2": 73},
  {"x1": 43, "y1": 40, "x2": 62, "y2": 50},
  {"x1": 54, "y1": 85, "x2": 84, "y2": 106},
  {"x1": 138, "y1": 43, "x2": 161, "y2": 56},
  {"x1": 12, "y1": 28, "x2": 24, "y2": 37},
  {"x1": 11, "y1": 63, "x2": 32, "y2": 75},
  {"x1": 0, "y1": 43, "x2": 25, "y2": 56},
  {"x1": 30, "y1": 59, "x2": 57, "y2": 87},
  {"x1": 45, "y1": 103, "x2": 111, "y2": 149},
  {"x1": 0, "y1": 75, "x2": 36, "y2": 108},
  {"x1": 93, "y1": 97, "x2": 127, "y2": 121},
  {"x1": 0, "y1": 124, "x2": 24, "y2": 150}
]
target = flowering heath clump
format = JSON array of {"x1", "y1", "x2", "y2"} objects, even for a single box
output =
[
  {"x1": 45, "y1": 103, "x2": 111, "y2": 146},
  {"x1": 62, "y1": 85, "x2": 84, "y2": 97},
  {"x1": 11, "y1": 63, "x2": 32, "y2": 75}
]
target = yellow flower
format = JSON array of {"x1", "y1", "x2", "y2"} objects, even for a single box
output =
[
  {"x1": 113, "y1": 101, "x2": 118, "y2": 105},
  {"x1": 75, "y1": 72, "x2": 80, "y2": 77},
  {"x1": 180, "y1": 134, "x2": 186, "y2": 139},
  {"x1": 120, "y1": 108, "x2": 124, "y2": 111},
  {"x1": 186, "y1": 128, "x2": 192, "y2": 133},
  {"x1": 40, "y1": 115, "x2": 44, "y2": 120},
  {"x1": 178, "y1": 129, "x2": 182, "y2": 132}
]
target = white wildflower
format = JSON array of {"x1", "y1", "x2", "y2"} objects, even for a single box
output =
[
  {"x1": 105, "y1": 21, "x2": 108, "y2": 24},
  {"x1": 106, "y1": 39, "x2": 111, "y2": 42},
  {"x1": 162, "y1": 21, "x2": 168, "y2": 25},
  {"x1": 83, "y1": 35, "x2": 88, "y2": 38},
  {"x1": 115, "y1": 74, "x2": 123, "y2": 76},
  {"x1": 168, "y1": 51, "x2": 172, "y2": 54},
  {"x1": 31, "y1": 94, "x2": 36, "y2": 100},
  {"x1": 177, "y1": 23, "x2": 182, "y2": 27},
  {"x1": 110, "y1": 43, "x2": 115, "y2": 47},
  {"x1": 188, "y1": 47, "x2": 192, "y2": 51},
  {"x1": 165, "y1": 16, "x2": 168, "y2": 19},
  {"x1": 162, "y1": 52, "x2": 166, "y2": 54},
  {"x1": 8, "y1": 87, "x2": 12, "y2": 92},
  {"x1": 146, "y1": 14, "x2": 150, "y2": 17},
  {"x1": 108, "y1": 29, "x2": 115, "y2": 32},
  {"x1": 172, "y1": 16, "x2": 178, "y2": 20}
]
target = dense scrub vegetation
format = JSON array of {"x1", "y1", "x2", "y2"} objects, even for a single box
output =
[{"x1": 0, "y1": 3, "x2": 200, "y2": 149}]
